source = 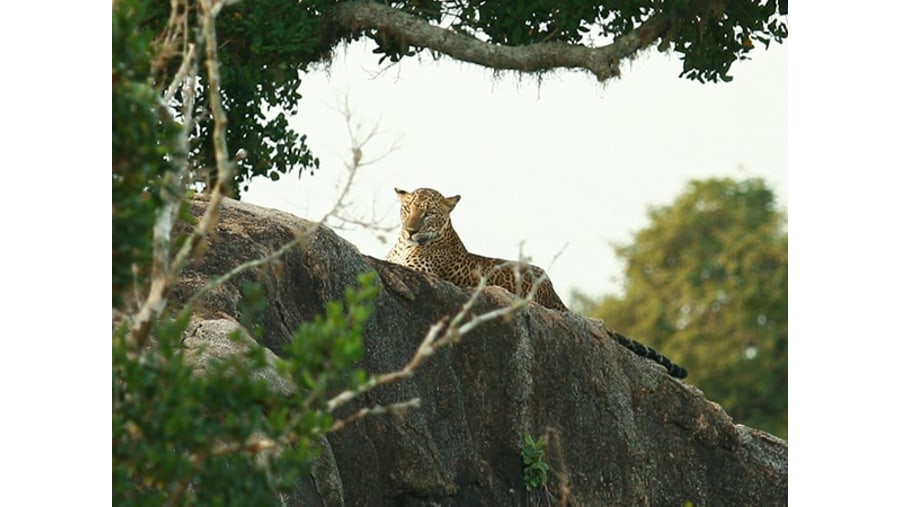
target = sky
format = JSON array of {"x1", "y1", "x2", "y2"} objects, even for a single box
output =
[{"x1": 243, "y1": 39, "x2": 787, "y2": 306}]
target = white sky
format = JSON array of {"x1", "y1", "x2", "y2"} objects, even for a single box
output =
[{"x1": 243, "y1": 40, "x2": 788, "y2": 305}]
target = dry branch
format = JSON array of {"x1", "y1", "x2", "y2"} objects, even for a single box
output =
[
  {"x1": 128, "y1": 0, "x2": 236, "y2": 349},
  {"x1": 325, "y1": 257, "x2": 543, "y2": 421}
]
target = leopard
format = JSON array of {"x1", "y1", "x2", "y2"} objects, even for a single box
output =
[
  {"x1": 386, "y1": 187, "x2": 568, "y2": 311},
  {"x1": 385, "y1": 187, "x2": 688, "y2": 379}
]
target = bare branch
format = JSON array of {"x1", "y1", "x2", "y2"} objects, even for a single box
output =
[
  {"x1": 325, "y1": 262, "x2": 536, "y2": 418},
  {"x1": 325, "y1": 317, "x2": 445, "y2": 413},
  {"x1": 328, "y1": 398, "x2": 422, "y2": 433},
  {"x1": 329, "y1": 2, "x2": 671, "y2": 81},
  {"x1": 151, "y1": 0, "x2": 190, "y2": 87},
  {"x1": 148, "y1": 4, "x2": 241, "y2": 502},
  {"x1": 179, "y1": 229, "x2": 312, "y2": 316},
  {"x1": 179, "y1": 97, "x2": 396, "y2": 319},
  {"x1": 163, "y1": 43, "x2": 196, "y2": 103},
  {"x1": 128, "y1": 0, "x2": 235, "y2": 349},
  {"x1": 321, "y1": 95, "x2": 401, "y2": 233}
]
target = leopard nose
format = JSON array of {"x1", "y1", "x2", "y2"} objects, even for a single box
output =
[{"x1": 404, "y1": 227, "x2": 419, "y2": 237}]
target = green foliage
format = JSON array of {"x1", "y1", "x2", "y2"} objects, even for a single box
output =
[
  {"x1": 118, "y1": 0, "x2": 327, "y2": 199},
  {"x1": 112, "y1": 272, "x2": 381, "y2": 505},
  {"x1": 112, "y1": 0, "x2": 181, "y2": 304},
  {"x1": 188, "y1": 0, "x2": 331, "y2": 194},
  {"x1": 664, "y1": 0, "x2": 788, "y2": 83},
  {"x1": 280, "y1": 271, "x2": 379, "y2": 405},
  {"x1": 522, "y1": 434, "x2": 550, "y2": 491},
  {"x1": 111, "y1": 2, "x2": 381, "y2": 502},
  {"x1": 238, "y1": 281, "x2": 269, "y2": 340},
  {"x1": 430, "y1": 0, "x2": 787, "y2": 83},
  {"x1": 580, "y1": 178, "x2": 787, "y2": 437}
]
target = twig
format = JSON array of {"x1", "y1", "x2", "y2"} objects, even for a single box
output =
[
  {"x1": 163, "y1": 43, "x2": 196, "y2": 103},
  {"x1": 180, "y1": 95, "x2": 400, "y2": 318},
  {"x1": 162, "y1": 3, "x2": 238, "y2": 504},
  {"x1": 325, "y1": 263, "x2": 535, "y2": 423},
  {"x1": 129, "y1": 0, "x2": 235, "y2": 350},
  {"x1": 324, "y1": 319, "x2": 447, "y2": 413},
  {"x1": 328, "y1": 398, "x2": 422, "y2": 432},
  {"x1": 179, "y1": 228, "x2": 312, "y2": 316},
  {"x1": 321, "y1": 96, "x2": 402, "y2": 232}
]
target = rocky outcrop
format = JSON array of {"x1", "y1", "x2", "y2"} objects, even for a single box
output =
[{"x1": 173, "y1": 196, "x2": 787, "y2": 506}]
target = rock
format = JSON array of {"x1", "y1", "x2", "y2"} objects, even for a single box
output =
[{"x1": 173, "y1": 196, "x2": 787, "y2": 506}]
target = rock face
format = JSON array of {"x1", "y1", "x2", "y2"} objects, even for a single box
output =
[{"x1": 173, "y1": 196, "x2": 787, "y2": 506}]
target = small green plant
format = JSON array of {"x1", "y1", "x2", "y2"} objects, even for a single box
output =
[{"x1": 522, "y1": 433, "x2": 550, "y2": 491}]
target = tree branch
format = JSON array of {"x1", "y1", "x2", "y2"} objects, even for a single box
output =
[
  {"x1": 324, "y1": 258, "x2": 544, "y2": 418},
  {"x1": 329, "y1": 2, "x2": 671, "y2": 81},
  {"x1": 128, "y1": 0, "x2": 235, "y2": 350}
]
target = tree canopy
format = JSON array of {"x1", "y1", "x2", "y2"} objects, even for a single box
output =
[
  {"x1": 132, "y1": 0, "x2": 787, "y2": 193},
  {"x1": 577, "y1": 178, "x2": 787, "y2": 437},
  {"x1": 114, "y1": 0, "x2": 787, "y2": 300}
]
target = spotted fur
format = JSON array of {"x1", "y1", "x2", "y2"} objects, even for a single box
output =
[
  {"x1": 386, "y1": 187, "x2": 687, "y2": 379},
  {"x1": 386, "y1": 188, "x2": 567, "y2": 310}
]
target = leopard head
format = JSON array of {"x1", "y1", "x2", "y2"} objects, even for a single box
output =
[{"x1": 394, "y1": 187, "x2": 461, "y2": 246}]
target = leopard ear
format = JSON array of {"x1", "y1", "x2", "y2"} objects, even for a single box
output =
[
  {"x1": 445, "y1": 194, "x2": 461, "y2": 211},
  {"x1": 394, "y1": 188, "x2": 408, "y2": 199}
]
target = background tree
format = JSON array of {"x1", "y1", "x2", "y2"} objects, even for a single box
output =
[{"x1": 575, "y1": 178, "x2": 787, "y2": 437}]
